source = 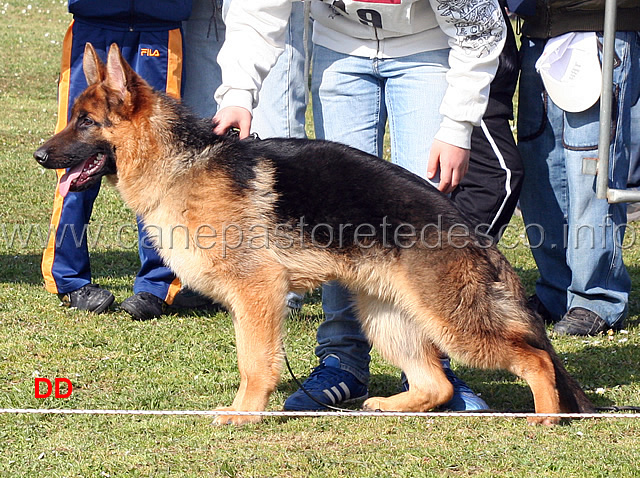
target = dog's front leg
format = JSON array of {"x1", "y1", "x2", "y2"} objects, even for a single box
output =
[{"x1": 213, "y1": 283, "x2": 287, "y2": 425}]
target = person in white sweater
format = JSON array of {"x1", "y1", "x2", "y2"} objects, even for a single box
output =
[{"x1": 213, "y1": 0, "x2": 509, "y2": 411}]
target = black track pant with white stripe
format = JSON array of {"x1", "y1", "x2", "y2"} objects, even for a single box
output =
[
  {"x1": 450, "y1": 0, "x2": 523, "y2": 242},
  {"x1": 451, "y1": 113, "x2": 524, "y2": 242},
  {"x1": 437, "y1": 11, "x2": 522, "y2": 376}
]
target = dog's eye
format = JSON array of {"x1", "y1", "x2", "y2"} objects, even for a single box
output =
[{"x1": 78, "y1": 116, "x2": 96, "y2": 128}]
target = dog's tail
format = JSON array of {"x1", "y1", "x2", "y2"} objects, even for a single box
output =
[
  {"x1": 520, "y1": 306, "x2": 595, "y2": 413},
  {"x1": 545, "y1": 342, "x2": 596, "y2": 413},
  {"x1": 523, "y1": 313, "x2": 595, "y2": 413}
]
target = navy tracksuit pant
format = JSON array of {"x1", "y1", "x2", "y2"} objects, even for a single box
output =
[{"x1": 42, "y1": 19, "x2": 184, "y2": 302}]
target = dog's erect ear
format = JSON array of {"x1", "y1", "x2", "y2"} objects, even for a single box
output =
[
  {"x1": 83, "y1": 43, "x2": 106, "y2": 86},
  {"x1": 105, "y1": 43, "x2": 135, "y2": 101}
]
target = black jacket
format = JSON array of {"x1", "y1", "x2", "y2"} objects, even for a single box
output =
[
  {"x1": 509, "y1": 0, "x2": 640, "y2": 38},
  {"x1": 68, "y1": 0, "x2": 192, "y2": 31}
]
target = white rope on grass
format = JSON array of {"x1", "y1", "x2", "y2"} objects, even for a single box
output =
[{"x1": 1, "y1": 408, "x2": 639, "y2": 419}]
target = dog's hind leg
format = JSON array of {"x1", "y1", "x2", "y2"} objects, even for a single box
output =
[
  {"x1": 499, "y1": 330, "x2": 594, "y2": 425},
  {"x1": 499, "y1": 342, "x2": 565, "y2": 426},
  {"x1": 354, "y1": 296, "x2": 454, "y2": 412},
  {"x1": 212, "y1": 271, "x2": 289, "y2": 426}
]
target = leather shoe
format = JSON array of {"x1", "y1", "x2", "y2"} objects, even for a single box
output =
[
  {"x1": 120, "y1": 292, "x2": 165, "y2": 321},
  {"x1": 553, "y1": 307, "x2": 622, "y2": 336},
  {"x1": 58, "y1": 283, "x2": 114, "y2": 314}
]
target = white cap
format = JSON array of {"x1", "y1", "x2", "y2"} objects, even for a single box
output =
[{"x1": 535, "y1": 32, "x2": 602, "y2": 113}]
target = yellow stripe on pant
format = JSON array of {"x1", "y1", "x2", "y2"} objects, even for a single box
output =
[{"x1": 42, "y1": 20, "x2": 75, "y2": 294}]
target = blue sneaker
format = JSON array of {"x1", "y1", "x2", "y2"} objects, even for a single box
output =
[
  {"x1": 286, "y1": 291, "x2": 304, "y2": 311},
  {"x1": 401, "y1": 358, "x2": 489, "y2": 411},
  {"x1": 284, "y1": 355, "x2": 368, "y2": 411}
]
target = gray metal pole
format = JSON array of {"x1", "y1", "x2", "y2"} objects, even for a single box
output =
[{"x1": 595, "y1": 0, "x2": 617, "y2": 200}]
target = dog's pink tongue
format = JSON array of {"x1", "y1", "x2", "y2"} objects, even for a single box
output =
[{"x1": 58, "y1": 161, "x2": 86, "y2": 198}]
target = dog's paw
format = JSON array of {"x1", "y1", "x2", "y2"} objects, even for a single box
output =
[
  {"x1": 527, "y1": 415, "x2": 560, "y2": 426},
  {"x1": 362, "y1": 396, "x2": 394, "y2": 412},
  {"x1": 212, "y1": 407, "x2": 263, "y2": 426}
]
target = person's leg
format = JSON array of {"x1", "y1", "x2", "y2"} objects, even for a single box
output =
[
  {"x1": 42, "y1": 22, "x2": 114, "y2": 312},
  {"x1": 283, "y1": 46, "x2": 384, "y2": 411},
  {"x1": 382, "y1": 49, "x2": 448, "y2": 181},
  {"x1": 452, "y1": 116, "x2": 523, "y2": 241},
  {"x1": 627, "y1": 81, "x2": 640, "y2": 221},
  {"x1": 517, "y1": 37, "x2": 571, "y2": 323},
  {"x1": 382, "y1": 50, "x2": 488, "y2": 411},
  {"x1": 286, "y1": 47, "x2": 487, "y2": 411},
  {"x1": 118, "y1": 28, "x2": 186, "y2": 317},
  {"x1": 554, "y1": 31, "x2": 638, "y2": 333},
  {"x1": 628, "y1": 73, "x2": 640, "y2": 188},
  {"x1": 181, "y1": 0, "x2": 224, "y2": 119},
  {"x1": 126, "y1": 217, "x2": 181, "y2": 320},
  {"x1": 311, "y1": 45, "x2": 386, "y2": 382},
  {"x1": 453, "y1": 6, "x2": 523, "y2": 241},
  {"x1": 250, "y1": 2, "x2": 311, "y2": 310},
  {"x1": 44, "y1": 180, "x2": 110, "y2": 310},
  {"x1": 251, "y1": 1, "x2": 309, "y2": 140}
]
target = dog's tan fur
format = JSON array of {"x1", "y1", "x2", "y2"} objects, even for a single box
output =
[{"x1": 35, "y1": 43, "x2": 595, "y2": 425}]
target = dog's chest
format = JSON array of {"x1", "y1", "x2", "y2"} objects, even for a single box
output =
[{"x1": 142, "y1": 205, "x2": 200, "y2": 271}]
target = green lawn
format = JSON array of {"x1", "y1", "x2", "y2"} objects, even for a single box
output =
[{"x1": 1, "y1": 1, "x2": 639, "y2": 476}]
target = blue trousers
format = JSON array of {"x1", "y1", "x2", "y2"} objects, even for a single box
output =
[
  {"x1": 518, "y1": 32, "x2": 639, "y2": 325},
  {"x1": 42, "y1": 19, "x2": 184, "y2": 301}
]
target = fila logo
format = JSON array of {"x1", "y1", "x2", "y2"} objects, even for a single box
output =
[{"x1": 140, "y1": 48, "x2": 160, "y2": 57}]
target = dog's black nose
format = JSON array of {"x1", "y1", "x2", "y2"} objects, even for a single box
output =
[{"x1": 34, "y1": 147, "x2": 49, "y2": 165}]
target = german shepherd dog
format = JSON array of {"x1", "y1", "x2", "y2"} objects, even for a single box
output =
[{"x1": 35, "y1": 44, "x2": 595, "y2": 425}]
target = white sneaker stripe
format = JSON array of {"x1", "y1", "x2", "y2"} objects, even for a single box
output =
[
  {"x1": 338, "y1": 382, "x2": 350, "y2": 400},
  {"x1": 322, "y1": 389, "x2": 337, "y2": 404},
  {"x1": 330, "y1": 386, "x2": 343, "y2": 403}
]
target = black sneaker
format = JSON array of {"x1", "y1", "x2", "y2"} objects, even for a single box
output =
[
  {"x1": 58, "y1": 283, "x2": 114, "y2": 314},
  {"x1": 527, "y1": 294, "x2": 558, "y2": 325},
  {"x1": 120, "y1": 292, "x2": 165, "y2": 321},
  {"x1": 553, "y1": 307, "x2": 623, "y2": 336},
  {"x1": 169, "y1": 288, "x2": 222, "y2": 312},
  {"x1": 170, "y1": 288, "x2": 209, "y2": 308}
]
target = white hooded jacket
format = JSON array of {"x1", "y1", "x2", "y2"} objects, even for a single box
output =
[{"x1": 215, "y1": 0, "x2": 506, "y2": 149}]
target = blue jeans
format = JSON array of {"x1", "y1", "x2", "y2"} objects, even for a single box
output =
[
  {"x1": 252, "y1": 1, "x2": 310, "y2": 140},
  {"x1": 183, "y1": 0, "x2": 309, "y2": 137},
  {"x1": 253, "y1": 1, "x2": 310, "y2": 308},
  {"x1": 311, "y1": 45, "x2": 450, "y2": 384},
  {"x1": 517, "y1": 33, "x2": 640, "y2": 326},
  {"x1": 183, "y1": 0, "x2": 309, "y2": 308},
  {"x1": 182, "y1": 0, "x2": 225, "y2": 119},
  {"x1": 629, "y1": 94, "x2": 640, "y2": 187}
]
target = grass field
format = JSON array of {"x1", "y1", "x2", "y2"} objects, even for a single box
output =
[{"x1": 1, "y1": 1, "x2": 640, "y2": 476}]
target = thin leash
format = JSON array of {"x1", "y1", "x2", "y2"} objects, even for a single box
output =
[{"x1": 284, "y1": 352, "x2": 355, "y2": 413}]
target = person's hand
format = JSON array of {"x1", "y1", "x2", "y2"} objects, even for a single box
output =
[
  {"x1": 213, "y1": 106, "x2": 252, "y2": 138},
  {"x1": 427, "y1": 139, "x2": 470, "y2": 194}
]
